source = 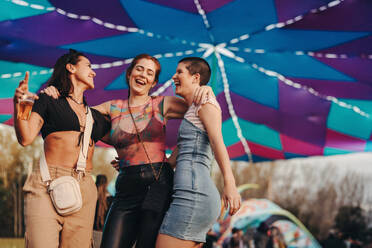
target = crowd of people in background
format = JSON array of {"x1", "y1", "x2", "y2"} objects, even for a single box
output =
[
  {"x1": 321, "y1": 229, "x2": 364, "y2": 248},
  {"x1": 93, "y1": 174, "x2": 113, "y2": 247},
  {"x1": 201, "y1": 224, "x2": 369, "y2": 248},
  {"x1": 203, "y1": 224, "x2": 288, "y2": 248}
]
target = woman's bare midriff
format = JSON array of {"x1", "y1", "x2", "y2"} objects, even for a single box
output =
[{"x1": 43, "y1": 131, "x2": 95, "y2": 170}]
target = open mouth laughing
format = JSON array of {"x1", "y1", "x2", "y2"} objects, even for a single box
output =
[{"x1": 135, "y1": 78, "x2": 146, "y2": 86}]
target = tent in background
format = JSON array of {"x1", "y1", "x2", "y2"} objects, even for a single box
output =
[{"x1": 215, "y1": 198, "x2": 321, "y2": 247}]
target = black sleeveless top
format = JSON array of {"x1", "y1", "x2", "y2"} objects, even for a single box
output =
[{"x1": 32, "y1": 93, "x2": 110, "y2": 142}]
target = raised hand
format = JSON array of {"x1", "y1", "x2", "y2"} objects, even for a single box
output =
[{"x1": 14, "y1": 72, "x2": 38, "y2": 104}]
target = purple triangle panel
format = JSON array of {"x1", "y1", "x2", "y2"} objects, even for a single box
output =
[
  {"x1": 144, "y1": 0, "x2": 234, "y2": 14},
  {"x1": 0, "y1": 12, "x2": 125, "y2": 46},
  {"x1": 317, "y1": 34, "x2": 372, "y2": 56},
  {"x1": 285, "y1": 0, "x2": 372, "y2": 31},
  {"x1": 89, "y1": 66, "x2": 129, "y2": 93},
  {"x1": 217, "y1": 91, "x2": 328, "y2": 147},
  {"x1": 274, "y1": 0, "x2": 330, "y2": 22},
  {"x1": 279, "y1": 111, "x2": 327, "y2": 147},
  {"x1": 151, "y1": 85, "x2": 175, "y2": 97},
  {"x1": 49, "y1": 0, "x2": 136, "y2": 26},
  {"x1": 286, "y1": 77, "x2": 372, "y2": 100},
  {"x1": 315, "y1": 57, "x2": 372, "y2": 85},
  {"x1": 0, "y1": 40, "x2": 122, "y2": 68},
  {"x1": 86, "y1": 89, "x2": 128, "y2": 106},
  {"x1": 279, "y1": 82, "x2": 330, "y2": 122},
  {"x1": 165, "y1": 119, "x2": 182, "y2": 148},
  {"x1": 278, "y1": 82, "x2": 330, "y2": 147},
  {"x1": 217, "y1": 92, "x2": 280, "y2": 127}
]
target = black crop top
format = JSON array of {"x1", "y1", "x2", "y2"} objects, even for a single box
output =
[{"x1": 32, "y1": 93, "x2": 110, "y2": 142}]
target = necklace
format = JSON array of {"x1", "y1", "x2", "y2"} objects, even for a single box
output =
[
  {"x1": 68, "y1": 95, "x2": 84, "y2": 105},
  {"x1": 128, "y1": 97, "x2": 165, "y2": 181},
  {"x1": 128, "y1": 96, "x2": 151, "y2": 108}
]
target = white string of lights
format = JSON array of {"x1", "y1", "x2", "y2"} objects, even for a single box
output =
[
  {"x1": 1, "y1": 48, "x2": 205, "y2": 80},
  {"x1": 193, "y1": 0, "x2": 210, "y2": 29},
  {"x1": 228, "y1": 55, "x2": 370, "y2": 119},
  {"x1": 91, "y1": 48, "x2": 205, "y2": 70},
  {"x1": 7, "y1": 0, "x2": 201, "y2": 48},
  {"x1": 228, "y1": 0, "x2": 345, "y2": 45},
  {"x1": 226, "y1": 46, "x2": 372, "y2": 60},
  {"x1": 6, "y1": 0, "x2": 55, "y2": 11},
  {"x1": 150, "y1": 47, "x2": 207, "y2": 95},
  {"x1": 151, "y1": 79, "x2": 173, "y2": 96},
  {"x1": 0, "y1": 69, "x2": 53, "y2": 79},
  {"x1": 193, "y1": 0, "x2": 252, "y2": 161},
  {"x1": 213, "y1": 52, "x2": 253, "y2": 163},
  {"x1": 7, "y1": 0, "x2": 368, "y2": 156},
  {"x1": 55, "y1": 8, "x2": 200, "y2": 47}
]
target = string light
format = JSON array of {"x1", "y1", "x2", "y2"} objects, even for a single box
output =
[
  {"x1": 213, "y1": 52, "x2": 253, "y2": 163},
  {"x1": 0, "y1": 69, "x2": 53, "y2": 79},
  {"x1": 228, "y1": 0, "x2": 345, "y2": 45},
  {"x1": 228, "y1": 47, "x2": 372, "y2": 60},
  {"x1": 151, "y1": 79, "x2": 173, "y2": 96},
  {"x1": 93, "y1": 48, "x2": 204, "y2": 69},
  {"x1": 1, "y1": 49, "x2": 204, "y2": 79},
  {"x1": 233, "y1": 60, "x2": 371, "y2": 119},
  {"x1": 7, "y1": 0, "x2": 202, "y2": 48},
  {"x1": 6, "y1": 0, "x2": 369, "y2": 161},
  {"x1": 194, "y1": 0, "x2": 210, "y2": 29},
  {"x1": 6, "y1": 0, "x2": 55, "y2": 11}
]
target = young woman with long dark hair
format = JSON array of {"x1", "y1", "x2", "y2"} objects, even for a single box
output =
[{"x1": 13, "y1": 49, "x2": 110, "y2": 247}]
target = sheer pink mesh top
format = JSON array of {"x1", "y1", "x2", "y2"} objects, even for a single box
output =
[{"x1": 109, "y1": 96, "x2": 166, "y2": 167}]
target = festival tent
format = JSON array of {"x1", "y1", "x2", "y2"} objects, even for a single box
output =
[
  {"x1": 1, "y1": 0, "x2": 372, "y2": 162},
  {"x1": 215, "y1": 198, "x2": 321, "y2": 247}
]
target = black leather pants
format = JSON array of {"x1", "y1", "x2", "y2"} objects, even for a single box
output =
[{"x1": 100, "y1": 163, "x2": 173, "y2": 248}]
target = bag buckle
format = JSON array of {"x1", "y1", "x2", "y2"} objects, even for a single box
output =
[{"x1": 75, "y1": 169, "x2": 85, "y2": 181}]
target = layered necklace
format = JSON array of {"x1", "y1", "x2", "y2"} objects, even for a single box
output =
[{"x1": 68, "y1": 95, "x2": 84, "y2": 105}]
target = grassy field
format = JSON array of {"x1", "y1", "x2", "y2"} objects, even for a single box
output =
[{"x1": 0, "y1": 238, "x2": 24, "y2": 248}]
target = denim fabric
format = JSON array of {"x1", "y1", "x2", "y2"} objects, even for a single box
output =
[{"x1": 160, "y1": 119, "x2": 221, "y2": 242}]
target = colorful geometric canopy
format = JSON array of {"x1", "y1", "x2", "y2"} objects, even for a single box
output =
[{"x1": 1, "y1": 0, "x2": 371, "y2": 162}]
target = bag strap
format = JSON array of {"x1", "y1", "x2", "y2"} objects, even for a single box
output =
[
  {"x1": 128, "y1": 97, "x2": 164, "y2": 181},
  {"x1": 76, "y1": 107, "x2": 93, "y2": 172},
  {"x1": 39, "y1": 106, "x2": 94, "y2": 184}
]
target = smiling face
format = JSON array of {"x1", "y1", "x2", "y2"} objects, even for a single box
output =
[
  {"x1": 128, "y1": 58, "x2": 157, "y2": 96},
  {"x1": 69, "y1": 56, "x2": 96, "y2": 89},
  {"x1": 172, "y1": 62, "x2": 198, "y2": 98}
]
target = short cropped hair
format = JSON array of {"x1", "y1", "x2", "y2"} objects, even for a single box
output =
[{"x1": 178, "y1": 57, "x2": 211, "y2": 86}]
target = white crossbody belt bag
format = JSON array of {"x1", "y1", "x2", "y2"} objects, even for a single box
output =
[{"x1": 39, "y1": 106, "x2": 93, "y2": 216}]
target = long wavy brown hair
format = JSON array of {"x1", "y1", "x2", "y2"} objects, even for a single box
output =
[
  {"x1": 95, "y1": 174, "x2": 108, "y2": 230},
  {"x1": 47, "y1": 49, "x2": 86, "y2": 97}
]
